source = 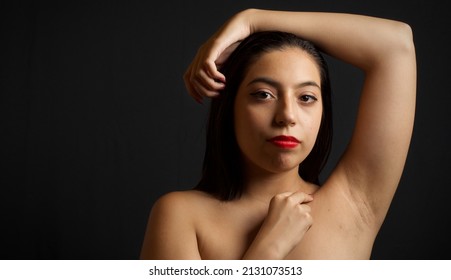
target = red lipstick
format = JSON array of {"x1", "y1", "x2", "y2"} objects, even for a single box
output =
[{"x1": 268, "y1": 135, "x2": 301, "y2": 149}]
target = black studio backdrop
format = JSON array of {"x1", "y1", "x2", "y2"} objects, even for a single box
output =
[{"x1": 1, "y1": 0, "x2": 450, "y2": 259}]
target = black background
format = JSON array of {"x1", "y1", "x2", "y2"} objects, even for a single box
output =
[{"x1": 1, "y1": 0, "x2": 450, "y2": 259}]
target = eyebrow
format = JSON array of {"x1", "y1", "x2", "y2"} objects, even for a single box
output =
[{"x1": 246, "y1": 77, "x2": 321, "y2": 90}]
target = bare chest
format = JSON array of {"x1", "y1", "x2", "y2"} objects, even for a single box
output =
[{"x1": 196, "y1": 198, "x2": 374, "y2": 259}]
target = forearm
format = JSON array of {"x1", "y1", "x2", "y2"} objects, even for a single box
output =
[
  {"x1": 243, "y1": 8, "x2": 414, "y2": 70},
  {"x1": 242, "y1": 234, "x2": 285, "y2": 260}
]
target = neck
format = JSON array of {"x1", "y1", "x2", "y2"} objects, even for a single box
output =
[{"x1": 241, "y1": 163, "x2": 317, "y2": 204}]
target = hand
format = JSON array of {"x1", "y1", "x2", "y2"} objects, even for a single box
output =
[
  {"x1": 183, "y1": 9, "x2": 254, "y2": 103},
  {"x1": 244, "y1": 191, "x2": 314, "y2": 259}
]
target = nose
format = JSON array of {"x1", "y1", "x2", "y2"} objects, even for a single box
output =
[{"x1": 274, "y1": 97, "x2": 296, "y2": 127}]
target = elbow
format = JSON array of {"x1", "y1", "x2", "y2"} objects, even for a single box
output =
[
  {"x1": 370, "y1": 21, "x2": 415, "y2": 67},
  {"x1": 364, "y1": 20, "x2": 415, "y2": 70},
  {"x1": 392, "y1": 21, "x2": 415, "y2": 55}
]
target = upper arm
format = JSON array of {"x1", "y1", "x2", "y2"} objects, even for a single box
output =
[
  {"x1": 140, "y1": 192, "x2": 201, "y2": 259},
  {"x1": 337, "y1": 23, "x2": 416, "y2": 225}
]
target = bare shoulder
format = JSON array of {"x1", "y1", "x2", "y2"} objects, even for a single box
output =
[
  {"x1": 147, "y1": 189, "x2": 220, "y2": 232},
  {"x1": 140, "y1": 190, "x2": 218, "y2": 259},
  {"x1": 152, "y1": 189, "x2": 217, "y2": 215}
]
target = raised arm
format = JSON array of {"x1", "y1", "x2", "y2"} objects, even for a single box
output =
[{"x1": 185, "y1": 9, "x2": 416, "y2": 226}]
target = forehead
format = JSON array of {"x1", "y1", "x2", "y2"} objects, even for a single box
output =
[{"x1": 242, "y1": 48, "x2": 321, "y2": 87}]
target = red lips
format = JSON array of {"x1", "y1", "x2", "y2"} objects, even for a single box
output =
[{"x1": 268, "y1": 135, "x2": 301, "y2": 149}]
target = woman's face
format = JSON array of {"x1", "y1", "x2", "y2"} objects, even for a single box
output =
[{"x1": 234, "y1": 47, "x2": 323, "y2": 175}]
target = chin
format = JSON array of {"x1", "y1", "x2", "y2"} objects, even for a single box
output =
[
  {"x1": 268, "y1": 164, "x2": 300, "y2": 174},
  {"x1": 263, "y1": 156, "x2": 304, "y2": 174},
  {"x1": 242, "y1": 150, "x2": 307, "y2": 175}
]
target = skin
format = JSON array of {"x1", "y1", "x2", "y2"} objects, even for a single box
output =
[
  {"x1": 140, "y1": 9, "x2": 416, "y2": 259},
  {"x1": 234, "y1": 48, "x2": 323, "y2": 178}
]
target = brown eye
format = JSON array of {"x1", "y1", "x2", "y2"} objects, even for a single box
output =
[
  {"x1": 250, "y1": 91, "x2": 273, "y2": 100},
  {"x1": 299, "y1": 94, "x2": 318, "y2": 103}
]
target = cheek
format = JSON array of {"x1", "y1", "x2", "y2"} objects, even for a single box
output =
[
  {"x1": 311, "y1": 112, "x2": 323, "y2": 132},
  {"x1": 303, "y1": 108, "x2": 323, "y2": 142},
  {"x1": 234, "y1": 106, "x2": 268, "y2": 140}
]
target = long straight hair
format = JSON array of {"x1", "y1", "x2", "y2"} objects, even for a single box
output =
[{"x1": 196, "y1": 31, "x2": 333, "y2": 200}]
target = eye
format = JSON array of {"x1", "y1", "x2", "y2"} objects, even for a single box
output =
[
  {"x1": 299, "y1": 94, "x2": 318, "y2": 104},
  {"x1": 250, "y1": 91, "x2": 274, "y2": 100}
]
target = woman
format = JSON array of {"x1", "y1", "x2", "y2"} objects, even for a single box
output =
[{"x1": 140, "y1": 8, "x2": 416, "y2": 259}]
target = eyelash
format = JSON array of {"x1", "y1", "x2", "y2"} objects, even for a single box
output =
[
  {"x1": 250, "y1": 91, "x2": 318, "y2": 103},
  {"x1": 299, "y1": 95, "x2": 318, "y2": 103},
  {"x1": 250, "y1": 91, "x2": 273, "y2": 100}
]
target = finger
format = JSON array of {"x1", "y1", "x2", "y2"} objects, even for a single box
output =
[
  {"x1": 192, "y1": 79, "x2": 220, "y2": 98},
  {"x1": 289, "y1": 192, "x2": 314, "y2": 204},
  {"x1": 195, "y1": 67, "x2": 225, "y2": 91},
  {"x1": 297, "y1": 204, "x2": 311, "y2": 213},
  {"x1": 187, "y1": 82, "x2": 204, "y2": 104},
  {"x1": 204, "y1": 59, "x2": 226, "y2": 83},
  {"x1": 275, "y1": 192, "x2": 295, "y2": 198},
  {"x1": 188, "y1": 59, "x2": 222, "y2": 98},
  {"x1": 184, "y1": 69, "x2": 203, "y2": 104}
]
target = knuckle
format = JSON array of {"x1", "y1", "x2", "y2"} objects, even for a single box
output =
[
  {"x1": 273, "y1": 194, "x2": 285, "y2": 202},
  {"x1": 204, "y1": 80, "x2": 214, "y2": 90},
  {"x1": 297, "y1": 205, "x2": 311, "y2": 216},
  {"x1": 202, "y1": 60, "x2": 211, "y2": 69},
  {"x1": 194, "y1": 71, "x2": 202, "y2": 79},
  {"x1": 307, "y1": 213, "x2": 313, "y2": 222},
  {"x1": 303, "y1": 213, "x2": 313, "y2": 224},
  {"x1": 286, "y1": 196, "x2": 297, "y2": 204}
]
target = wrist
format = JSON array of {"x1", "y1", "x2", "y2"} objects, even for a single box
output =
[
  {"x1": 237, "y1": 8, "x2": 260, "y2": 35},
  {"x1": 242, "y1": 236, "x2": 285, "y2": 260}
]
